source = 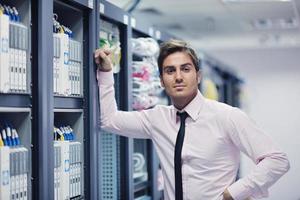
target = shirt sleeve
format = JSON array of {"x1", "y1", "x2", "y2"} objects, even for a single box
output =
[
  {"x1": 97, "y1": 69, "x2": 152, "y2": 139},
  {"x1": 226, "y1": 108, "x2": 290, "y2": 200}
]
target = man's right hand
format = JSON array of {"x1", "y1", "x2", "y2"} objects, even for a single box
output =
[{"x1": 94, "y1": 48, "x2": 113, "y2": 72}]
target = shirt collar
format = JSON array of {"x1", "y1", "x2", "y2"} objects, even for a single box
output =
[{"x1": 172, "y1": 90, "x2": 205, "y2": 122}]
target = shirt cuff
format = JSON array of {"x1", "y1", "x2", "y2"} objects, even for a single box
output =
[
  {"x1": 227, "y1": 180, "x2": 252, "y2": 200},
  {"x1": 97, "y1": 69, "x2": 114, "y2": 86}
]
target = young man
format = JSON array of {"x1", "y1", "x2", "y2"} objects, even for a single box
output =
[{"x1": 94, "y1": 40, "x2": 290, "y2": 200}]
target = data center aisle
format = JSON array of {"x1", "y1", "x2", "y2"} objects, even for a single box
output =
[{"x1": 0, "y1": 1, "x2": 242, "y2": 200}]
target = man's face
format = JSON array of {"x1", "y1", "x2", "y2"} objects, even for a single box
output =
[{"x1": 160, "y1": 51, "x2": 201, "y2": 105}]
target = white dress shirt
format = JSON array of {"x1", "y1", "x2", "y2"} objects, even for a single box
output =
[{"x1": 97, "y1": 70, "x2": 290, "y2": 200}]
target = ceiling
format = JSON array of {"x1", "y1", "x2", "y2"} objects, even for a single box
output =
[
  {"x1": 106, "y1": 0, "x2": 300, "y2": 75},
  {"x1": 106, "y1": 0, "x2": 300, "y2": 50}
]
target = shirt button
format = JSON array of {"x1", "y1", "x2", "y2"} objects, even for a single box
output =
[
  {"x1": 185, "y1": 156, "x2": 192, "y2": 164},
  {"x1": 182, "y1": 158, "x2": 188, "y2": 164}
]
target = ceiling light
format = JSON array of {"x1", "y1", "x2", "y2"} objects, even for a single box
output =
[
  {"x1": 222, "y1": 0, "x2": 292, "y2": 3},
  {"x1": 252, "y1": 17, "x2": 298, "y2": 29}
]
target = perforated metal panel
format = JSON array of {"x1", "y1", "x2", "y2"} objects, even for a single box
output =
[
  {"x1": 99, "y1": 73, "x2": 121, "y2": 200},
  {"x1": 100, "y1": 131, "x2": 119, "y2": 199}
]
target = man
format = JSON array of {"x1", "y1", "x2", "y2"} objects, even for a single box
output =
[{"x1": 94, "y1": 39, "x2": 290, "y2": 200}]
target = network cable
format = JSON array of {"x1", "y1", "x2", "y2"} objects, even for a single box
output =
[
  {"x1": 0, "y1": 124, "x2": 8, "y2": 146},
  {"x1": 0, "y1": 130, "x2": 4, "y2": 146}
]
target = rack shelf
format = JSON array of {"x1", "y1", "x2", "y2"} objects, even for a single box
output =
[
  {"x1": 0, "y1": 94, "x2": 31, "y2": 107},
  {"x1": 99, "y1": 1, "x2": 130, "y2": 25},
  {"x1": 54, "y1": 96, "x2": 83, "y2": 109},
  {"x1": 134, "y1": 181, "x2": 150, "y2": 193}
]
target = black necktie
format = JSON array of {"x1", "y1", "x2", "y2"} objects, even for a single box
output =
[{"x1": 174, "y1": 111, "x2": 189, "y2": 200}]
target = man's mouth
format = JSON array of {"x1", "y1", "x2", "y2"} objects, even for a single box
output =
[{"x1": 174, "y1": 85, "x2": 186, "y2": 90}]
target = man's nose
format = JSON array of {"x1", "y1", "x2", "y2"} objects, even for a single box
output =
[{"x1": 175, "y1": 70, "x2": 183, "y2": 82}]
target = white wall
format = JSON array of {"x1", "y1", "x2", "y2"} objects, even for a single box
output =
[{"x1": 208, "y1": 47, "x2": 300, "y2": 200}]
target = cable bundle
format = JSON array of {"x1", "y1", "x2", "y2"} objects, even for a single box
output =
[
  {"x1": 0, "y1": 122, "x2": 20, "y2": 147},
  {"x1": 132, "y1": 38, "x2": 163, "y2": 110},
  {"x1": 54, "y1": 125, "x2": 75, "y2": 141}
]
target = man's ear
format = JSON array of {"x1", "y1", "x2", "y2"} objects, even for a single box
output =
[
  {"x1": 160, "y1": 75, "x2": 165, "y2": 88},
  {"x1": 197, "y1": 71, "x2": 202, "y2": 84}
]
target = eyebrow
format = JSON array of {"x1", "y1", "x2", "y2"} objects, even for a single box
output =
[
  {"x1": 180, "y1": 63, "x2": 193, "y2": 67},
  {"x1": 163, "y1": 62, "x2": 193, "y2": 69},
  {"x1": 163, "y1": 65, "x2": 175, "y2": 69}
]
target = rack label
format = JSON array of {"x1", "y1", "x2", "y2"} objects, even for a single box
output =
[
  {"x1": 123, "y1": 15, "x2": 129, "y2": 25},
  {"x1": 88, "y1": 0, "x2": 94, "y2": 9},
  {"x1": 2, "y1": 170, "x2": 9, "y2": 185},
  {"x1": 131, "y1": 17, "x2": 136, "y2": 28},
  {"x1": 155, "y1": 30, "x2": 161, "y2": 40},
  {"x1": 148, "y1": 27, "x2": 154, "y2": 36},
  {"x1": 100, "y1": 3, "x2": 105, "y2": 14}
]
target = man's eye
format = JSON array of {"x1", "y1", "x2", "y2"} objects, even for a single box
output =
[
  {"x1": 165, "y1": 68, "x2": 175, "y2": 74},
  {"x1": 182, "y1": 67, "x2": 190, "y2": 72}
]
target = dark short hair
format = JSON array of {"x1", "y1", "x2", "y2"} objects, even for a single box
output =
[{"x1": 157, "y1": 39, "x2": 200, "y2": 76}]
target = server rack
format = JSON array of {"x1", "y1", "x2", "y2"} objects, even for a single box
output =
[
  {"x1": 130, "y1": 13, "x2": 175, "y2": 200},
  {"x1": 130, "y1": 19, "x2": 171, "y2": 200},
  {"x1": 131, "y1": 25, "x2": 155, "y2": 200},
  {"x1": 34, "y1": 0, "x2": 96, "y2": 199},
  {"x1": 97, "y1": 2, "x2": 174, "y2": 200},
  {"x1": 0, "y1": 1, "x2": 32, "y2": 200},
  {"x1": 203, "y1": 57, "x2": 243, "y2": 106},
  {"x1": 98, "y1": 1, "x2": 133, "y2": 199},
  {"x1": 53, "y1": 2, "x2": 83, "y2": 200},
  {"x1": 51, "y1": 1, "x2": 97, "y2": 200}
]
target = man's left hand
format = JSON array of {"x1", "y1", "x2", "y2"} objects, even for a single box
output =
[{"x1": 223, "y1": 189, "x2": 234, "y2": 200}]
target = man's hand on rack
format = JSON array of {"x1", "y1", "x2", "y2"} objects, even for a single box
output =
[{"x1": 94, "y1": 48, "x2": 113, "y2": 72}]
